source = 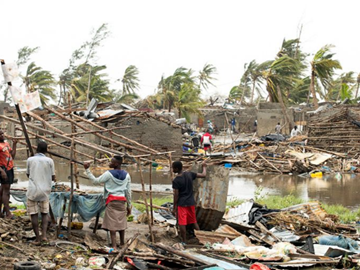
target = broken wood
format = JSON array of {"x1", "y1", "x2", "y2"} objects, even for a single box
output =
[
  {"x1": 107, "y1": 233, "x2": 139, "y2": 269},
  {"x1": 137, "y1": 157, "x2": 154, "y2": 242},
  {"x1": 155, "y1": 243, "x2": 212, "y2": 266}
]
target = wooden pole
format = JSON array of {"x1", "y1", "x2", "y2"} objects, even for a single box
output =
[
  {"x1": 68, "y1": 93, "x2": 80, "y2": 189},
  {"x1": 45, "y1": 106, "x2": 158, "y2": 154},
  {"x1": 136, "y1": 157, "x2": 154, "y2": 242},
  {"x1": 0, "y1": 115, "x2": 124, "y2": 157},
  {"x1": 168, "y1": 152, "x2": 173, "y2": 180},
  {"x1": 149, "y1": 155, "x2": 154, "y2": 225},
  {"x1": 67, "y1": 137, "x2": 75, "y2": 240}
]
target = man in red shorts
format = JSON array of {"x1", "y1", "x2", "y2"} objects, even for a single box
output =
[{"x1": 172, "y1": 161, "x2": 206, "y2": 243}]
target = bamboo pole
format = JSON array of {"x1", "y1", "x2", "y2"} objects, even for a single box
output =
[
  {"x1": 67, "y1": 137, "x2": 75, "y2": 240},
  {"x1": 19, "y1": 129, "x2": 100, "y2": 162},
  {"x1": 64, "y1": 126, "x2": 130, "y2": 137},
  {"x1": 149, "y1": 155, "x2": 154, "y2": 225},
  {"x1": 16, "y1": 140, "x2": 84, "y2": 165},
  {"x1": 46, "y1": 106, "x2": 158, "y2": 154},
  {"x1": 168, "y1": 153, "x2": 173, "y2": 180},
  {"x1": 136, "y1": 157, "x2": 154, "y2": 242},
  {"x1": 68, "y1": 93, "x2": 80, "y2": 189},
  {"x1": 0, "y1": 115, "x2": 124, "y2": 157}
]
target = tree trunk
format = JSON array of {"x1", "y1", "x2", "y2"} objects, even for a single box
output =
[
  {"x1": 276, "y1": 85, "x2": 292, "y2": 133},
  {"x1": 309, "y1": 66, "x2": 319, "y2": 108},
  {"x1": 356, "y1": 83, "x2": 359, "y2": 99},
  {"x1": 240, "y1": 86, "x2": 245, "y2": 105},
  {"x1": 250, "y1": 81, "x2": 256, "y2": 104}
]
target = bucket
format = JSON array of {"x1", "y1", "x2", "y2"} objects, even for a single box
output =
[{"x1": 224, "y1": 163, "x2": 232, "y2": 168}]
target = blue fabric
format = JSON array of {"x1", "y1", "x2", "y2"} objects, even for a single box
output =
[
  {"x1": 11, "y1": 191, "x2": 105, "y2": 222},
  {"x1": 108, "y1": 170, "x2": 127, "y2": 180}
]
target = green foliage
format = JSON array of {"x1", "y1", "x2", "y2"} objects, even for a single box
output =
[
  {"x1": 23, "y1": 62, "x2": 57, "y2": 104},
  {"x1": 133, "y1": 196, "x2": 172, "y2": 213},
  {"x1": 198, "y1": 63, "x2": 217, "y2": 90},
  {"x1": 70, "y1": 64, "x2": 114, "y2": 102},
  {"x1": 121, "y1": 65, "x2": 140, "y2": 95},
  {"x1": 175, "y1": 84, "x2": 205, "y2": 122},
  {"x1": 226, "y1": 197, "x2": 245, "y2": 208},
  {"x1": 16, "y1": 46, "x2": 39, "y2": 67},
  {"x1": 256, "y1": 194, "x2": 304, "y2": 209},
  {"x1": 263, "y1": 55, "x2": 301, "y2": 102},
  {"x1": 322, "y1": 204, "x2": 360, "y2": 224},
  {"x1": 59, "y1": 24, "x2": 111, "y2": 105}
]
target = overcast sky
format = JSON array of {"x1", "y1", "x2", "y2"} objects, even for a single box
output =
[{"x1": 2, "y1": 0, "x2": 359, "y2": 99}]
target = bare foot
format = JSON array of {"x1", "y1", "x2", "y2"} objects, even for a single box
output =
[
  {"x1": 5, "y1": 214, "x2": 13, "y2": 220},
  {"x1": 31, "y1": 240, "x2": 41, "y2": 246}
]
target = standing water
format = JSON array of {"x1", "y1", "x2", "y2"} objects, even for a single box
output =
[{"x1": 11, "y1": 160, "x2": 360, "y2": 209}]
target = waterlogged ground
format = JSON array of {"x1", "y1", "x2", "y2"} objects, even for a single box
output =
[{"x1": 11, "y1": 160, "x2": 360, "y2": 209}]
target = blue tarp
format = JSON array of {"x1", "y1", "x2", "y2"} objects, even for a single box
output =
[{"x1": 11, "y1": 191, "x2": 105, "y2": 222}]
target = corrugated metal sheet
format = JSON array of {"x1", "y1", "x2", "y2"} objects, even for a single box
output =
[
  {"x1": 216, "y1": 225, "x2": 242, "y2": 236},
  {"x1": 193, "y1": 165, "x2": 230, "y2": 231},
  {"x1": 195, "y1": 228, "x2": 241, "y2": 244},
  {"x1": 224, "y1": 201, "x2": 253, "y2": 225}
]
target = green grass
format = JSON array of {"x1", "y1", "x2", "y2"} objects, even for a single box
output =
[
  {"x1": 322, "y1": 203, "x2": 360, "y2": 224},
  {"x1": 133, "y1": 196, "x2": 172, "y2": 212},
  {"x1": 10, "y1": 203, "x2": 26, "y2": 209},
  {"x1": 256, "y1": 194, "x2": 305, "y2": 210}
]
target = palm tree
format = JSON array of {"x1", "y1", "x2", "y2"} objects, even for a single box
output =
[
  {"x1": 121, "y1": 65, "x2": 140, "y2": 95},
  {"x1": 157, "y1": 67, "x2": 196, "y2": 112},
  {"x1": 198, "y1": 63, "x2": 217, "y2": 91},
  {"x1": 263, "y1": 56, "x2": 300, "y2": 130},
  {"x1": 248, "y1": 60, "x2": 272, "y2": 104},
  {"x1": 309, "y1": 45, "x2": 342, "y2": 108},
  {"x1": 356, "y1": 73, "x2": 360, "y2": 99},
  {"x1": 289, "y1": 77, "x2": 311, "y2": 104},
  {"x1": 115, "y1": 93, "x2": 139, "y2": 104},
  {"x1": 22, "y1": 62, "x2": 57, "y2": 104},
  {"x1": 331, "y1": 72, "x2": 356, "y2": 101},
  {"x1": 174, "y1": 83, "x2": 205, "y2": 122},
  {"x1": 70, "y1": 64, "x2": 114, "y2": 102}
]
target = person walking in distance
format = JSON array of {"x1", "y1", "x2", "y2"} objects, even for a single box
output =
[
  {"x1": 26, "y1": 141, "x2": 55, "y2": 245},
  {"x1": 0, "y1": 130, "x2": 17, "y2": 219},
  {"x1": 172, "y1": 161, "x2": 207, "y2": 243},
  {"x1": 84, "y1": 156, "x2": 131, "y2": 251}
]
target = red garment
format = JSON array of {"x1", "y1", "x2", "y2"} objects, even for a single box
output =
[
  {"x1": 177, "y1": 205, "x2": 197, "y2": 225},
  {"x1": 106, "y1": 194, "x2": 126, "y2": 205},
  {"x1": 201, "y1": 133, "x2": 212, "y2": 151},
  {"x1": 0, "y1": 142, "x2": 13, "y2": 170}
]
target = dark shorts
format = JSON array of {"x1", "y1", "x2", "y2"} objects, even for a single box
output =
[{"x1": 0, "y1": 168, "x2": 14, "y2": 185}]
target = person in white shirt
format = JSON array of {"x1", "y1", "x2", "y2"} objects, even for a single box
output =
[
  {"x1": 26, "y1": 141, "x2": 55, "y2": 245},
  {"x1": 275, "y1": 123, "x2": 281, "y2": 134},
  {"x1": 290, "y1": 126, "x2": 301, "y2": 137}
]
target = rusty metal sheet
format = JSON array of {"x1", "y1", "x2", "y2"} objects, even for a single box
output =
[
  {"x1": 216, "y1": 225, "x2": 242, "y2": 236},
  {"x1": 195, "y1": 230, "x2": 241, "y2": 245},
  {"x1": 96, "y1": 109, "x2": 124, "y2": 120},
  {"x1": 193, "y1": 165, "x2": 230, "y2": 231}
]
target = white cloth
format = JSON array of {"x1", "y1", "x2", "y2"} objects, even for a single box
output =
[
  {"x1": 275, "y1": 125, "x2": 281, "y2": 134},
  {"x1": 26, "y1": 153, "x2": 55, "y2": 201},
  {"x1": 290, "y1": 128, "x2": 301, "y2": 137}
]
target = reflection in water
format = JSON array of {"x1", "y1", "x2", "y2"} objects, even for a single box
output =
[{"x1": 11, "y1": 160, "x2": 360, "y2": 209}]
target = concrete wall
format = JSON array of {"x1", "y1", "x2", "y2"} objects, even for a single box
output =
[
  {"x1": 109, "y1": 117, "x2": 183, "y2": 160},
  {"x1": 257, "y1": 108, "x2": 294, "y2": 136}
]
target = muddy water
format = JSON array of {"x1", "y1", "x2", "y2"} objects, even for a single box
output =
[{"x1": 11, "y1": 160, "x2": 360, "y2": 209}]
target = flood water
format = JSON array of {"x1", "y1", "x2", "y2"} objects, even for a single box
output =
[{"x1": 11, "y1": 160, "x2": 360, "y2": 209}]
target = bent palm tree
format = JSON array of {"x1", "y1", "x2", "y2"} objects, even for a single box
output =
[
  {"x1": 121, "y1": 65, "x2": 140, "y2": 94},
  {"x1": 23, "y1": 62, "x2": 57, "y2": 104},
  {"x1": 309, "y1": 45, "x2": 342, "y2": 108},
  {"x1": 198, "y1": 63, "x2": 217, "y2": 91}
]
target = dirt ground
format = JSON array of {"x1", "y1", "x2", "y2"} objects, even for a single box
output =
[{"x1": 0, "y1": 216, "x2": 180, "y2": 270}]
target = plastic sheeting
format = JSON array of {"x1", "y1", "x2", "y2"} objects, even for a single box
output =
[{"x1": 11, "y1": 191, "x2": 105, "y2": 222}]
